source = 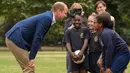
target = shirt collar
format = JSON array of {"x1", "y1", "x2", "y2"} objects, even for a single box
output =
[{"x1": 51, "y1": 12, "x2": 56, "y2": 25}]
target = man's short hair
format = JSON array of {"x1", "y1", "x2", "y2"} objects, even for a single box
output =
[{"x1": 51, "y1": 2, "x2": 67, "y2": 12}]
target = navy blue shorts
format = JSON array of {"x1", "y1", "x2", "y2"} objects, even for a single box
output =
[
  {"x1": 68, "y1": 53, "x2": 89, "y2": 72},
  {"x1": 109, "y1": 52, "x2": 130, "y2": 73},
  {"x1": 88, "y1": 52, "x2": 101, "y2": 73}
]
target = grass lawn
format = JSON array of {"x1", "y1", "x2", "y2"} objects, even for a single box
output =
[{"x1": 0, "y1": 51, "x2": 129, "y2": 73}]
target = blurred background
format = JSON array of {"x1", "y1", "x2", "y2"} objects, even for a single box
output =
[
  {"x1": 0, "y1": 0, "x2": 130, "y2": 47},
  {"x1": 0, "y1": 0, "x2": 130, "y2": 73}
]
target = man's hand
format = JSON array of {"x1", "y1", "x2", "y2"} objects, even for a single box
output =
[{"x1": 28, "y1": 59, "x2": 35, "y2": 69}]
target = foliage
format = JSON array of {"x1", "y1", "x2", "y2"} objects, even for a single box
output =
[
  {"x1": 0, "y1": 0, "x2": 130, "y2": 45},
  {"x1": 112, "y1": 0, "x2": 130, "y2": 44}
]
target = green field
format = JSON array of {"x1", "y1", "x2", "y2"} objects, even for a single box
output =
[{"x1": 0, "y1": 51, "x2": 130, "y2": 73}]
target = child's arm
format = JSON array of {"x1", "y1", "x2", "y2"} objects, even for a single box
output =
[
  {"x1": 81, "y1": 39, "x2": 88, "y2": 53},
  {"x1": 78, "y1": 39, "x2": 88, "y2": 58},
  {"x1": 66, "y1": 42, "x2": 73, "y2": 55},
  {"x1": 97, "y1": 54, "x2": 105, "y2": 73},
  {"x1": 66, "y1": 42, "x2": 78, "y2": 61},
  {"x1": 64, "y1": 29, "x2": 73, "y2": 54},
  {"x1": 97, "y1": 54, "x2": 102, "y2": 69},
  {"x1": 78, "y1": 27, "x2": 90, "y2": 58},
  {"x1": 65, "y1": 29, "x2": 78, "y2": 61}
]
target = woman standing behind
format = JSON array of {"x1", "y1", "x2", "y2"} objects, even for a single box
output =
[{"x1": 95, "y1": 0, "x2": 115, "y2": 30}]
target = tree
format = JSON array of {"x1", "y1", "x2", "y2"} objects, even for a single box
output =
[{"x1": 1, "y1": 0, "x2": 130, "y2": 45}]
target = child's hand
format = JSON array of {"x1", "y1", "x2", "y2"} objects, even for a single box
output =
[
  {"x1": 97, "y1": 55, "x2": 102, "y2": 68},
  {"x1": 78, "y1": 51, "x2": 84, "y2": 60},
  {"x1": 71, "y1": 52, "x2": 79, "y2": 61},
  {"x1": 100, "y1": 67, "x2": 104, "y2": 73}
]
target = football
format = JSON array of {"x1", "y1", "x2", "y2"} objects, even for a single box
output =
[{"x1": 73, "y1": 50, "x2": 85, "y2": 64}]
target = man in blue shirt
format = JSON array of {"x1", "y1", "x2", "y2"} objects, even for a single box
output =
[
  {"x1": 95, "y1": 12, "x2": 130, "y2": 73},
  {"x1": 5, "y1": 2, "x2": 68, "y2": 73}
]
